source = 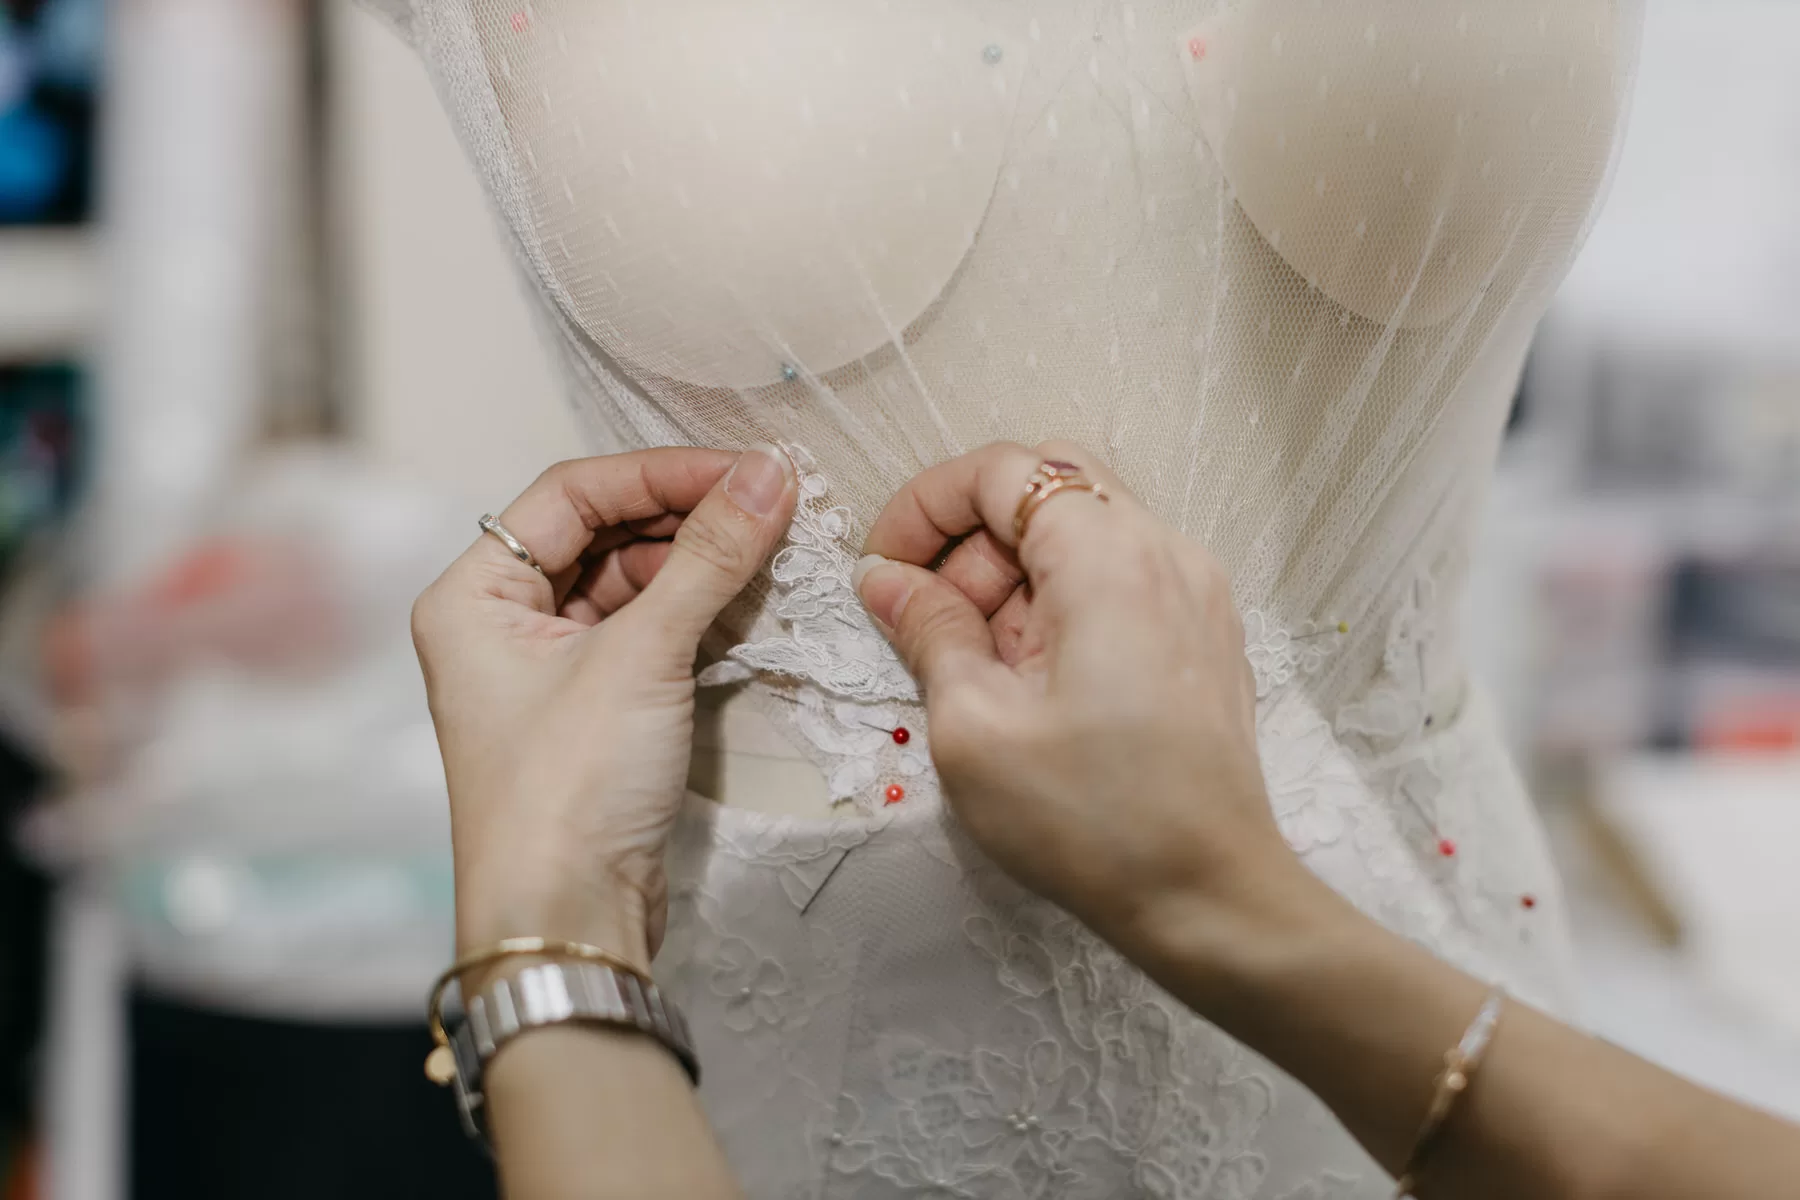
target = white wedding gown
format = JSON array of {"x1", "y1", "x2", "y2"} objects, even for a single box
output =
[{"x1": 371, "y1": 3, "x2": 1641, "y2": 1195}]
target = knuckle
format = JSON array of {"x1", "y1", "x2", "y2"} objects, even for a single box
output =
[
  {"x1": 1192, "y1": 550, "x2": 1238, "y2": 613},
  {"x1": 983, "y1": 440, "x2": 1033, "y2": 457},
  {"x1": 1110, "y1": 538, "x2": 1166, "y2": 594},
  {"x1": 534, "y1": 457, "x2": 581, "y2": 495},
  {"x1": 672, "y1": 511, "x2": 751, "y2": 578},
  {"x1": 409, "y1": 583, "x2": 447, "y2": 653},
  {"x1": 1033, "y1": 437, "x2": 1091, "y2": 464},
  {"x1": 984, "y1": 440, "x2": 1038, "y2": 475},
  {"x1": 544, "y1": 457, "x2": 611, "y2": 528},
  {"x1": 898, "y1": 590, "x2": 962, "y2": 646}
]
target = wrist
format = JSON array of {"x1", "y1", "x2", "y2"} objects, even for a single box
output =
[
  {"x1": 456, "y1": 881, "x2": 653, "y2": 978},
  {"x1": 1107, "y1": 850, "x2": 1364, "y2": 1021}
]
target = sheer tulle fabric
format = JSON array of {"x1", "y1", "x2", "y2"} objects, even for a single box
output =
[{"x1": 372, "y1": 3, "x2": 1640, "y2": 1196}]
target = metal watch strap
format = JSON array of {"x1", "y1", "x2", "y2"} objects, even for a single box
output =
[{"x1": 445, "y1": 961, "x2": 699, "y2": 1143}]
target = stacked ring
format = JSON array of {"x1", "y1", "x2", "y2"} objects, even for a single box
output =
[{"x1": 1012, "y1": 460, "x2": 1111, "y2": 544}]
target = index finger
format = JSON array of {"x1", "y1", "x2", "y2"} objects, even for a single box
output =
[
  {"x1": 862, "y1": 440, "x2": 1131, "y2": 566},
  {"x1": 463, "y1": 449, "x2": 738, "y2": 586}
]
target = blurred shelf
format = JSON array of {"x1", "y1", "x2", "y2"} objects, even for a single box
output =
[{"x1": 0, "y1": 227, "x2": 101, "y2": 361}]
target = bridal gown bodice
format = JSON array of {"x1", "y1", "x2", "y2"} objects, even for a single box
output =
[{"x1": 373, "y1": 2, "x2": 1641, "y2": 1195}]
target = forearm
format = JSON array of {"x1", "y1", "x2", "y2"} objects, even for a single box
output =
[
  {"x1": 460, "y1": 901, "x2": 740, "y2": 1199},
  {"x1": 1118, "y1": 870, "x2": 1800, "y2": 1200},
  {"x1": 487, "y1": 1026, "x2": 740, "y2": 1200}
]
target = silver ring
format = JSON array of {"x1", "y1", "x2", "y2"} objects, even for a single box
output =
[{"x1": 478, "y1": 513, "x2": 545, "y2": 575}]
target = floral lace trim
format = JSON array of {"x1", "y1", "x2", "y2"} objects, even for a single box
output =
[
  {"x1": 694, "y1": 797, "x2": 879, "y2": 909},
  {"x1": 698, "y1": 447, "x2": 916, "y2": 704},
  {"x1": 1243, "y1": 609, "x2": 1347, "y2": 702},
  {"x1": 827, "y1": 858, "x2": 1288, "y2": 1200},
  {"x1": 796, "y1": 690, "x2": 936, "y2": 805},
  {"x1": 697, "y1": 450, "x2": 1358, "y2": 811},
  {"x1": 697, "y1": 450, "x2": 934, "y2": 812},
  {"x1": 1251, "y1": 561, "x2": 1562, "y2": 1003},
  {"x1": 1335, "y1": 573, "x2": 1438, "y2": 748}
]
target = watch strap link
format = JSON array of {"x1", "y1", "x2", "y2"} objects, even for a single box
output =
[{"x1": 446, "y1": 960, "x2": 699, "y2": 1142}]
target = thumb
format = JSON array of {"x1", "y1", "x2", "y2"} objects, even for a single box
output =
[
  {"x1": 632, "y1": 444, "x2": 798, "y2": 654},
  {"x1": 854, "y1": 555, "x2": 1002, "y2": 694}
]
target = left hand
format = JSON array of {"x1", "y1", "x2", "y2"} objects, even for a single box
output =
[
  {"x1": 411, "y1": 446, "x2": 797, "y2": 971},
  {"x1": 853, "y1": 441, "x2": 1300, "y2": 971}
]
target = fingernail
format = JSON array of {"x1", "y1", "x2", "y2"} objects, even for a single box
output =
[
  {"x1": 725, "y1": 443, "x2": 793, "y2": 516},
  {"x1": 851, "y1": 553, "x2": 887, "y2": 593},
  {"x1": 853, "y1": 554, "x2": 912, "y2": 631}
]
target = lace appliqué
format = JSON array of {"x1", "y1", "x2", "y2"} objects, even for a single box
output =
[
  {"x1": 1243, "y1": 610, "x2": 1346, "y2": 701},
  {"x1": 660, "y1": 867, "x2": 851, "y2": 1056},
  {"x1": 698, "y1": 461, "x2": 1349, "y2": 810},
  {"x1": 698, "y1": 450, "x2": 934, "y2": 812},
  {"x1": 700, "y1": 804, "x2": 877, "y2": 910},
  {"x1": 795, "y1": 692, "x2": 935, "y2": 807},
  {"x1": 1292, "y1": 566, "x2": 1555, "y2": 996},
  {"x1": 833, "y1": 865, "x2": 1282, "y2": 1200},
  {"x1": 699, "y1": 449, "x2": 916, "y2": 704},
  {"x1": 1335, "y1": 574, "x2": 1438, "y2": 749}
]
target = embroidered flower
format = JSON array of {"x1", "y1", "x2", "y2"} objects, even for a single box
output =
[
  {"x1": 1337, "y1": 572, "x2": 1439, "y2": 750},
  {"x1": 960, "y1": 1039, "x2": 1091, "y2": 1158},
  {"x1": 1262, "y1": 707, "x2": 1360, "y2": 855},
  {"x1": 867, "y1": 1109, "x2": 995, "y2": 1198},
  {"x1": 824, "y1": 1093, "x2": 880, "y2": 1176},
  {"x1": 709, "y1": 936, "x2": 791, "y2": 1032},
  {"x1": 965, "y1": 914, "x2": 1060, "y2": 999},
  {"x1": 1243, "y1": 609, "x2": 1343, "y2": 701}
]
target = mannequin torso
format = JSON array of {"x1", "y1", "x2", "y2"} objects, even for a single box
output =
[{"x1": 374, "y1": 2, "x2": 1642, "y2": 1193}]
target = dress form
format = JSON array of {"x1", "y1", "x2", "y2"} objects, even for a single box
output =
[
  {"x1": 372, "y1": 4, "x2": 1644, "y2": 1194},
  {"x1": 691, "y1": 688, "x2": 833, "y2": 816},
  {"x1": 474, "y1": 0, "x2": 1629, "y2": 820}
]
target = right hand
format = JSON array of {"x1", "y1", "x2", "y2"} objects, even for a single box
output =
[{"x1": 854, "y1": 441, "x2": 1323, "y2": 956}]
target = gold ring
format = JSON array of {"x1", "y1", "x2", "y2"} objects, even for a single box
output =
[{"x1": 1012, "y1": 459, "x2": 1110, "y2": 544}]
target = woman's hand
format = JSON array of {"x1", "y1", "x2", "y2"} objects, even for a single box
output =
[
  {"x1": 411, "y1": 446, "x2": 796, "y2": 971},
  {"x1": 854, "y1": 441, "x2": 1327, "y2": 964}
]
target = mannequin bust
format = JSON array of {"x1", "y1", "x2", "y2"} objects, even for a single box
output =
[
  {"x1": 465, "y1": 0, "x2": 1627, "y2": 819},
  {"x1": 378, "y1": 3, "x2": 1639, "y2": 1195}
]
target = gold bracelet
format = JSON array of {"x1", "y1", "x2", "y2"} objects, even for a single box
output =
[
  {"x1": 424, "y1": 937, "x2": 645, "y2": 1084},
  {"x1": 1392, "y1": 985, "x2": 1506, "y2": 1199}
]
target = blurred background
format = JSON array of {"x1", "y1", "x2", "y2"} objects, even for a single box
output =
[{"x1": 0, "y1": 1, "x2": 1794, "y2": 1197}]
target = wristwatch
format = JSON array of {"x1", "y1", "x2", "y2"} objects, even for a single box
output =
[{"x1": 433, "y1": 959, "x2": 700, "y2": 1144}]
